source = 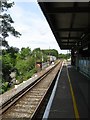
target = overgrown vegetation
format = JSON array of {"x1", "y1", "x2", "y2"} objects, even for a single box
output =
[
  {"x1": 1, "y1": 46, "x2": 62, "y2": 94},
  {"x1": 0, "y1": 0, "x2": 71, "y2": 94},
  {"x1": 58, "y1": 53, "x2": 71, "y2": 60},
  {"x1": 0, "y1": 0, "x2": 21, "y2": 94},
  {"x1": 1, "y1": 47, "x2": 70, "y2": 94}
]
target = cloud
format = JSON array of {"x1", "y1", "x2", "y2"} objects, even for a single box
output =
[{"x1": 6, "y1": 2, "x2": 67, "y2": 54}]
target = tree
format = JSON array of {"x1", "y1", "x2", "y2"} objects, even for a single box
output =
[
  {"x1": 1, "y1": 0, "x2": 21, "y2": 90},
  {"x1": 58, "y1": 53, "x2": 71, "y2": 59},
  {"x1": 0, "y1": 0, "x2": 21, "y2": 47},
  {"x1": 20, "y1": 47, "x2": 31, "y2": 59},
  {"x1": 2, "y1": 53, "x2": 13, "y2": 82},
  {"x1": 32, "y1": 48, "x2": 45, "y2": 62},
  {"x1": 42, "y1": 49, "x2": 58, "y2": 58}
]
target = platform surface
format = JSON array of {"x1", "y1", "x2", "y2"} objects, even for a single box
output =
[{"x1": 48, "y1": 62, "x2": 89, "y2": 119}]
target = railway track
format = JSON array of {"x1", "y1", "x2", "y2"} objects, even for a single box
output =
[{"x1": 1, "y1": 61, "x2": 63, "y2": 119}]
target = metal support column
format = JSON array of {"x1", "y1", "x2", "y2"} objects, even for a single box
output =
[
  {"x1": 71, "y1": 49, "x2": 75, "y2": 66},
  {"x1": 76, "y1": 49, "x2": 79, "y2": 71}
]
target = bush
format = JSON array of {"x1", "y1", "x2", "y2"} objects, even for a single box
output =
[{"x1": 0, "y1": 82, "x2": 10, "y2": 94}]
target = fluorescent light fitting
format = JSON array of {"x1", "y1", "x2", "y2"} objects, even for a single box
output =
[
  {"x1": 83, "y1": 47, "x2": 88, "y2": 51},
  {"x1": 81, "y1": 33, "x2": 85, "y2": 39}
]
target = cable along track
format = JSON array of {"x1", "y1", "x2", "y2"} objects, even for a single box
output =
[{"x1": 1, "y1": 61, "x2": 62, "y2": 119}]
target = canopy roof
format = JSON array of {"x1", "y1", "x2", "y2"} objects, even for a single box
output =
[{"x1": 39, "y1": 2, "x2": 90, "y2": 50}]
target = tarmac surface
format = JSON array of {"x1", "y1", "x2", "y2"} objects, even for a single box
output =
[{"x1": 47, "y1": 62, "x2": 89, "y2": 119}]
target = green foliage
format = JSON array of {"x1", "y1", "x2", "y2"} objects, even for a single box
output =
[
  {"x1": 2, "y1": 54, "x2": 13, "y2": 69},
  {"x1": 0, "y1": 82, "x2": 10, "y2": 94},
  {"x1": 2, "y1": 40, "x2": 9, "y2": 48},
  {"x1": 20, "y1": 47, "x2": 31, "y2": 59},
  {"x1": 32, "y1": 48, "x2": 43, "y2": 62},
  {"x1": 0, "y1": 56, "x2": 2, "y2": 60},
  {"x1": 43, "y1": 54, "x2": 48, "y2": 62},
  {"x1": 42, "y1": 49, "x2": 58, "y2": 58},
  {"x1": 0, "y1": 0, "x2": 21, "y2": 49},
  {"x1": 33, "y1": 48, "x2": 41, "y2": 52},
  {"x1": 58, "y1": 53, "x2": 71, "y2": 59},
  {"x1": 1, "y1": 1, "x2": 21, "y2": 39},
  {"x1": 1, "y1": 1, "x2": 14, "y2": 10},
  {"x1": 15, "y1": 54, "x2": 36, "y2": 82},
  {"x1": 2, "y1": 53, "x2": 13, "y2": 82},
  {"x1": 1, "y1": 46, "x2": 58, "y2": 94},
  {"x1": 23, "y1": 68, "x2": 37, "y2": 80},
  {"x1": 32, "y1": 48, "x2": 58, "y2": 62},
  {"x1": 2, "y1": 42, "x2": 19, "y2": 86},
  {"x1": 1, "y1": 0, "x2": 21, "y2": 89},
  {"x1": 15, "y1": 59, "x2": 27, "y2": 74}
]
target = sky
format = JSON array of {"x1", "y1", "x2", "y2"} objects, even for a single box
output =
[{"x1": 6, "y1": 0, "x2": 68, "y2": 54}]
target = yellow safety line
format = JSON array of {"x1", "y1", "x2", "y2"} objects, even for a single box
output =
[{"x1": 66, "y1": 62, "x2": 80, "y2": 120}]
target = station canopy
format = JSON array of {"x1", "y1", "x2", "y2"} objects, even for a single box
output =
[{"x1": 39, "y1": 2, "x2": 90, "y2": 50}]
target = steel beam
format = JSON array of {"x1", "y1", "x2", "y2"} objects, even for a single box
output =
[
  {"x1": 47, "y1": 7, "x2": 90, "y2": 14},
  {"x1": 59, "y1": 37, "x2": 80, "y2": 39},
  {"x1": 55, "y1": 28, "x2": 88, "y2": 32}
]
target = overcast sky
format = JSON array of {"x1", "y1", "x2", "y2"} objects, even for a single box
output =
[{"x1": 6, "y1": 0, "x2": 68, "y2": 54}]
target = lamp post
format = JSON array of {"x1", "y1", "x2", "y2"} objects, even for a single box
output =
[
  {"x1": 34, "y1": 52, "x2": 36, "y2": 68},
  {"x1": 41, "y1": 51, "x2": 43, "y2": 63}
]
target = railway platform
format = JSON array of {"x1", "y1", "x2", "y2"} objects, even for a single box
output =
[{"x1": 43, "y1": 61, "x2": 89, "y2": 119}]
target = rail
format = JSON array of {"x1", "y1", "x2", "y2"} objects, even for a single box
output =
[{"x1": 0, "y1": 60, "x2": 63, "y2": 119}]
